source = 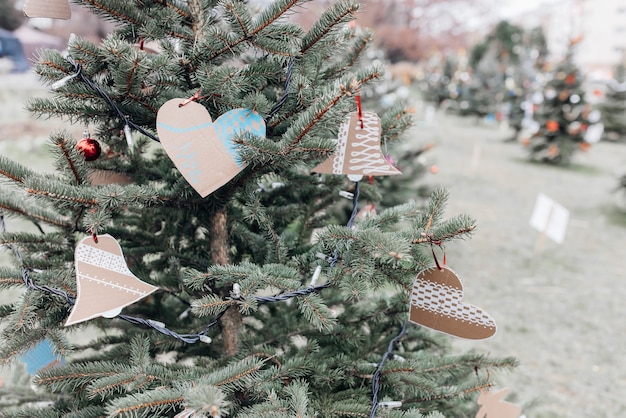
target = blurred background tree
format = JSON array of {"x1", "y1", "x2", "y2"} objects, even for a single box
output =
[
  {"x1": 522, "y1": 43, "x2": 595, "y2": 164},
  {"x1": 598, "y1": 60, "x2": 626, "y2": 142}
]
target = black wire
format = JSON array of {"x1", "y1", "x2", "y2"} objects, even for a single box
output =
[
  {"x1": 0, "y1": 214, "x2": 75, "y2": 306},
  {"x1": 255, "y1": 283, "x2": 330, "y2": 304},
  {"x1": 346, "y1": 181, "x2": 360, "y2": 228},
  {"x1": 118, "y1": 308, "x2": 227, "y2": 344},
  {"x1": 67, "y1": 60, "x2": 160, "y2": 143},
  {"x1": 266, "y1": 57, "x2": 296, "y2": 122},
  {"x1": 328, "y1": 180, "x2": 360, "y2": 268},
  {"x1": 370, "y1": 322, "x2": 409, "y2": 417}
]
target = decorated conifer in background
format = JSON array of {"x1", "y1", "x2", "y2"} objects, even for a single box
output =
[
  {"x1": 523, "y1": 40, "x2": 602, "y2": 164},
  {"x1": 457, "y1": 20, "x2": 524, "y2": 121},
  {"x1": 505, "y1": 26, "x2": 548, "y2": 142},
  {"x1": 422, "y1": 55, "x2": 463, "y2": 108},
  {"x1": 598, "y1": 60, "x2": 626, "y2": 142},
  {"x1": 0, "y1": 1, "x2": 516, "y2": 416}
]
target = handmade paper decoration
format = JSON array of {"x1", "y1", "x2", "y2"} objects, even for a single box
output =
[
  {"x1": 24, "y1": 0, "x2": 71, "y2": 19},
  {"x1": 156, "y1": 99, "x2": 266, "y2": 197},
  {"x1": 530, "y1": 193, "x2": 569, "y2": 245},
  {"x1": 65, "y1": 234, "x2": 159, "y2": 326},
  {"x1": 312, "y1": 111, "x2": 401, "y2": 181},
  {"x1": 19, "y1": 339, "x2": 64, "y2": 376},
  {"x1": 475, "y1": 388, "x2": 522, "y2": 418},
  {"x1": 409, "y1": 266, "x2": 497, "y2": 340}
]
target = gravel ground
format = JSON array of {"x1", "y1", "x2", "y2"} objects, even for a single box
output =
[{"x1": 412, "y1": 106, "x2": 626, "y2": 418}]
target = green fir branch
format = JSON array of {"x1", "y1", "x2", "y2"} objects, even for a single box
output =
[
  {"x1": 205, "y1": 0, "x2": 303, "y2": 61},
  {"x1": 191, "y1": 294, "x2": 235, "y2": 317},
  {"x1": 35, "y1": 361, "x2": 123, "y2": 393},
  {"x1": 0, "y1": 156, "x2": 40, "y2": 185},
  {"x1": 205, "y1": 356, "x2": 267, "y2": 392},
  {"x1": 104, "y1": 387, "x2": 184, "y2": 417},
  {"x1": 300, "y1": 0, "x2": 359, "y2": 54},
  {"x1": 322, "y1": 28, "x2": 375, "y2": 79},
  {"x1": 380, "y1": 101, "x2": 415, "y2": 144},
  {"x1": 0, "y1": 194, "x2": 71, "y2": 229}
]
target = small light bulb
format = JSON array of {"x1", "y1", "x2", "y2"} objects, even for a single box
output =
[
  {"x1": 147, "y1": 319, "x2": 165, "y2": 328},
  {"x1": 310, "y1": 265, "x2": 322, "y2": 287},
  {"x1": 51, "y1": 73, "x2": 79, "y2": 91},
  {"x1": 178, "y1": 308, "x2": 191, "y2": 320},
  {"x1": 379, "y1": 401, "x2": 402, "y2": 408},
  {"x1": 232, "y1": 283, "x2": 241, "y2": 299},
  {"x1": 124, "y1": 124, "x2": 134, "y2": 148}
]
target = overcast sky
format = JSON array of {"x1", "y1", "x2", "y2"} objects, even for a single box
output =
[{"x1": 497, "y1": 0, "x2": 565, "y2": 18}]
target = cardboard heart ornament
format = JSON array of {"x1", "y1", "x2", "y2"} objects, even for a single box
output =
[
  {"x1": 20, "y1": 339, "x2": 65, "y2": 376},
  {"x1": 65, "y1": 234, "x2": 159, "y2": 326},
  {"x1": 156, "y1": 99, "x2": 265, "y2": 197},
  {"x1": 409, "y1": 266, "x2": 496, "y2": 340},
  {"x1": 213, "y1": 108, "x2": 266, "y2": 159}
]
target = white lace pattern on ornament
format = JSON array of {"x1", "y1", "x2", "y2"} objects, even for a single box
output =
[
  {"x1": 332, "y1": 115, "x2": 350, "y2": 174},
  {"x1": 75, "y1": 245, "x2": 148, "y2": 295},
  {"x1": 411, "y1": 278, "x2": 496, "y2": 328},
  {"x1": 76, "y1": 245, "x2": 131, "y2": 275},
  {"x1": 347, "y1": 112, "x2": 395, "y2": 174}
]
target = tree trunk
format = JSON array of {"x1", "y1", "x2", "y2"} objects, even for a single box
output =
[{"x1": 210, "y1": 205, "x2": 241, "y2": 357}]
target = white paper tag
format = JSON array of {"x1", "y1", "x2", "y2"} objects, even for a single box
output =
[{"x1": 530, "y1": 193, "x2": 569, "y2": 244}]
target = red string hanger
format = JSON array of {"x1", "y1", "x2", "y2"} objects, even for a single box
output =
[
  {"x1": 311, "y1": 80, "x2": 401, "y2": 182},
  {"x1": 353, "y1": 81, "x2": 364, "y2": 129}
]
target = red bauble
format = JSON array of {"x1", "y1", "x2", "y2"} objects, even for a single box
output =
[
  {"x1": 546, "y1": 120, "x2": 560, "y2": 132},
  {"x1": 77, "y1": 137, "x2": 102, "y2": 161}
]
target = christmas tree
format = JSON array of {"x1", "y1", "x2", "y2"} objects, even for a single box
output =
[
  {"x1": 504, "y1": 26, "x2": 548, "y2": 142},
  {"x1": 598, "y1": 60, "x2": 626, "y2": 142},
  {"x1": 457, "y1": 21, "x2": 524, "y2": 122},
  {"x1": 523, "y1": 40, "x2": 601, "y2": 164},
  {"x1": 0, "y1": 1, "x2": 515, "y2": 416},
  {"x1": 422, "y1": 54, "x2": 462, "y2": 108}
]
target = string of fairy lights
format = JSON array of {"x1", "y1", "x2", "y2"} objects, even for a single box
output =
[{"x1": 0, "y1": 54, "x2": 412, "y2": 414}]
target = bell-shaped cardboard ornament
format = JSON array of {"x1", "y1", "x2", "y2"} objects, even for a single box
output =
[
  {"x1": 65, "y1": 234, "x2": 159, "y2": 326},
  {"x1": 312, "y1": 111, "x2": 401, "y2": 181}
]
